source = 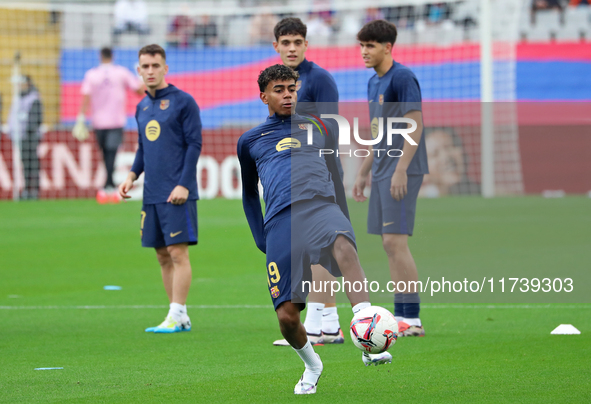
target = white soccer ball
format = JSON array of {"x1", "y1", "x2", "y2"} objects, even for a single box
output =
[{"x1": 350, "y1": 306, "x2": 398, "y2": 354}]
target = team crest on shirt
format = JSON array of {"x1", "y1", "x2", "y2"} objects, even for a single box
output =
[
  {"x1": 296, "y1": 80, "x2": 302, "y2": 91},
  {"x1": 298, "y1": 123, "x2": 307, "y2": 130},
  {"x1": 379, "y1": 94, "x2": 384, "y2": 105},
  {"x1": 160, "y1": 99, "x2": 170, "y2": 110},
  {"x1": 270, "y1": 286, "x2": 280, "y2": 298}
]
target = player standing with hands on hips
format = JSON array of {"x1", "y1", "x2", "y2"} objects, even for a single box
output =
[
  {"x1": 353, "y1": 20, "x2": 429, "y2": 337},
  {"x1": 119, "y1": 44, "x2": 202, "y2": 333}
]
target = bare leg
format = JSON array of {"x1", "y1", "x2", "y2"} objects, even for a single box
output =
[
  {"x1": 155, "y1": 247, "x2": 174, "y2": 303},
  {"x1": 381, "y1": 234, "x2": 419, "y2": 291},
  {"x1": 331, "y1": 235, "x2": 370, "y2": 307},
  {"x1": 167, "y1": 243, "x2": 192, "y2": 305},
  {"x1": 276, "y1": 301, "x2": 307, "y2": 349}
]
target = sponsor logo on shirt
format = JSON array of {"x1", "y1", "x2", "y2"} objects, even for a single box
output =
[
  {"x1": 371, "y1": 117, "x2": 380, "y2": 139},
  {"x1": 276, "y1": 138, "x2": 301, "y2": 152},
  {"x1": 145, "y1": 120, "x2": 161, "y2": 141},
  {"x1": 160, "y1": 100, "x2": 170, "y2": 110}
]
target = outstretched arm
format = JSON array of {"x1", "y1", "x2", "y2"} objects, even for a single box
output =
[{"x1": 237, "y1": 136, "x2": 266, "y2": 253}]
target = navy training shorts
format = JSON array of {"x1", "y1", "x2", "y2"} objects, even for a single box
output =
[
  {"x1": 140, "y1": 201, "x2": 198, "y2": 248},
  {"x1": 264, "y1": 197, "x2": 356, "y2": 309},
  {"x1": 367, "y1": 174, "x2": 423, "y2": 235}
]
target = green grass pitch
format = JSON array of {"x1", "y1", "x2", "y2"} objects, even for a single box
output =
[{"x1": 0, "y1": 197, "x2": 590, "y2": 403}]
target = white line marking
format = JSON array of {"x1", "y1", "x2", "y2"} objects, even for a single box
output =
[
  {"x1": 0, "y1": 304, "x2": 589, "y2": 310},
  {"x1": 0, "y1": 305, "x2": 272, "y2": 310}
]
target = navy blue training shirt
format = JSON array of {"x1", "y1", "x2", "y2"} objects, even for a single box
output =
[
  {"x1": 131, "y1": 84, "x2": 202, "y2": 204},
  {"x1": 368, "y1": 61, "x2": 429, "y2": 181},
  {"x1": 294, "y1": 58, "x2": 339, "y2": 117},
  {"x1": 237, "y1": 113, "x2": 348, "y2": 253},
  {"x1": 294, "y1": 58, "x2": 343, "y2": 178}
]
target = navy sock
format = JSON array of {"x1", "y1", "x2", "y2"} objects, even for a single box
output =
[
  {"x1": 394, "y1": 293, "x2": 404, "y2": 317},
  {"x1": 404, "y1": 293, "x2": 421, "y2": 319}
]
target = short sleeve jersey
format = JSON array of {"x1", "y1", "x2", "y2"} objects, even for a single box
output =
[{"x1": 368, "y1": 61, "x2": 429, "y2": 180}]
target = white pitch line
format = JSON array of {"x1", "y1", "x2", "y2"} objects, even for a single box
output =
[
  {"x1": 0, "y1": 304, "x2": 589, "y2": 310},
  {"x1": 0, "y1": 304, "x2": 272, "y2": 310},
  {"x1": 420, "y1": 304, "x2": 591, "y2": 309}
]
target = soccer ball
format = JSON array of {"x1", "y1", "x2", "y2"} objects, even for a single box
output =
[{"x1": 350, "y1": 306, "x2": 398, "y2": 354}]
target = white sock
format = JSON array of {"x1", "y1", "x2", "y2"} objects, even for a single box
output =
[
  {"x1": 169, "y1": 302, "x2": 184, "y2": 321},
  {"x1": 303, "y1": 303, "x2": 324, "y2": 335},
  {"x1": 321, "y1": 306, "x2": 340, "y2": 334},
  {"x1": 404, "y1": 317, "x2": 422, "y2": 327},
  {"x1": 395, "y1": 316, "x2": 404, "y2": 323},
  {"x1": 182, "y1": 304, "x2": 188, "y2": 318},
  {"x1": 352, "y1": 301, "x2": 371, "y2": 314},
  {"x1": 294, "y1": 340, "x2": 323, "y2": 372}
]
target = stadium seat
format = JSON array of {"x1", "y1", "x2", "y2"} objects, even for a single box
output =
[
  {"x1": 396, "y1": 28, "x2": 414, "y2": 45},
  {"x1": 226, "y1": 16, "x2": 251, "y2": 46},
  {"x1": 564, "y1": 6, "x2": 589, "y2": 29},
  {"x1": 62, "y1": 12, "x2": 85, "y2": 48},
  {"x1": 534, "y1": 9, "x2": 562, "y2": 33},
  {"x1": 556, "y1": 25, "x2": 584, "y2": 41}
]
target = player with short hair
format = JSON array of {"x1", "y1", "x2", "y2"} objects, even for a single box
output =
[
  {"x1": 353, "y1": 20, "x2": 428, "y2": 337},
  {"x1": 119, "y1": 44, "x2": 202, "y2": 333},
  {"x1": 77, "y1": 47, "x2": 144, "y2": 203},
  {"x1": 238, "y1": 64, "x2": 391, "y2": 395},
  {"x1": 271, "y1": 17, "x2": 345, "y2": 347}
]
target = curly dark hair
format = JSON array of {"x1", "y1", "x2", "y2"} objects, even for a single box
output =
[
  {"x1": 138, "y1": 44, "x2": 166, "y2": 61},
  {"x1": 274, "y1": 17, "x2": 307, "y2": 40},
  {"x1": 258, "y1": 64, "x2": 299, "y2": 92},
  {"x1": 357, "y1": 20, "x2": 397, "y2": 46}
]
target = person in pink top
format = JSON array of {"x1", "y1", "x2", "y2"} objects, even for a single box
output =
[{"x1": 77, "y1": 47, "x2": 144, "y2": 203}]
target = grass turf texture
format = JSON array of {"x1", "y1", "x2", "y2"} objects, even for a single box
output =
[{"x1": 0, "y1": 197, "x2": 589, "y2": 403}]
